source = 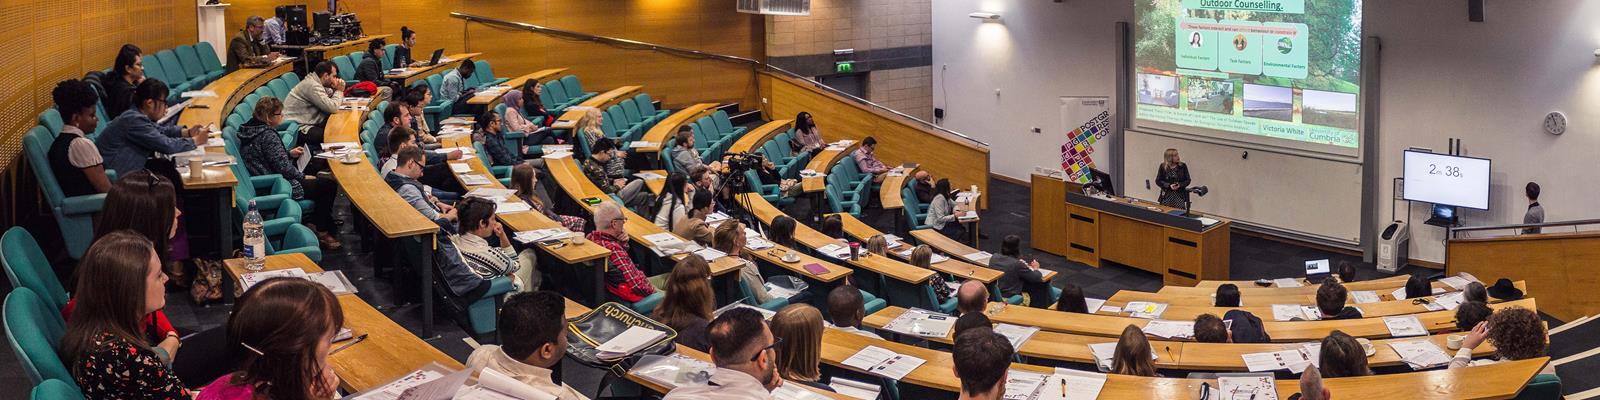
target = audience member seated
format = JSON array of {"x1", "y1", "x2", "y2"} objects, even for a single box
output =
[
  {"x1": 956, "y1": 280, "x2": 988, "y2": 316},
  {"x1": 1316, "y1": 281, "x2": 1362, "y2": 320},
  {"x1": 509, "y1": 163, "x2": 585, "y2": 232},
  {"x1": 501, "y1": 89, "x2": 558, "y2": 145},
  {"x1": 454, "y1": 197, "x2": 530, "y2": 289},
  {"x1": 401, "y1": 86, "x2": 440, "y2": 144},
  {"x1": 105, "y1": 45, "x2": 145, "y2": 117},
  {"x1": 662, "y1": 308, "x2": 781, "y2": 399},
  {"x1": 1299, "y1": 365, "x2": 1330, "y2": 400},
  {"x1": 586, "y1": 202, "x2": 660, "y2": 303},
  {"x1": 907, "y1": 245, "x2": 954, "y2": 304},
  {"x1": 851, "y1": 136, "x2": 889, "y2": 183},
  {"x1": 953, "y1": 327, "x2": 1013, "y2": 400},
  {"x1": 96, "y1": 78, "x2": 207, "y2": 176},
  {"x1": 772, "y1": 304, "x2": 832, "y2": 392},
  {"x1": 582, "y1": 139, "x2": 652, "y2": 211},
  {"x1": 86, "y1": 169, "x2": 190, "y2": 296},
  {"x1": 1111, "y1": 325, "x2": 1158, "y2": 377},
  {"x1": 926, "y1": 178, "x2": 968, "y2": 239},
  {"x1": 1223, "y1": 308, "x2": 1271, "y2": 343},
  {"x1": 991, "y1": 235, "x2": 1052, "y2": 307},
  {"x1": 911, "y1": 170, "x2": 935, "y2": 204},
  {"x1": 1193, "y1": 314, "x2": 1230, "y2": 343},
  {"x1": 1402, "y1": 274, "x2": 1430, "y2": 300},
  {"x1": 354, "y1": 40, "x2": 396, "y2": 89},
  {"x1": 1337, "y1": 261, "x2": 1358, "y2": 283},
  {"x1": 379, "y1": 125, "x2": 416, "y2": 176},
  {"x1": 520, "y1": 80, "x2": 557, "y2": 128},
  {"x1": 394, "y1": 27, "x2": 419, "y2": 67},
  {"x1": 819, "y1": 214, "x2": 844, "y2": 239},
  {"x1": 238, "y1": 97, "x2": 341, "y2": 249},
  {"x1": 1452, "y1": 306, "x2": 1551, "y2": 373},
  {"x1": 752, "y1": 153, "x2": 801, "y2": 199},
  {"x1": 388, "y1": 147, "x2": 506, "y2": 302},
  {"x1": 284, "y1": 61, "x2": 346, "y2": 151},
  {"x1": 476, "y1": 109, "x2": 523, "y2": 168},
  {"x1": 769, "y1": 215, "x2": 800, "y2": 249},
  {"x1": 576, "y1": 108, "x2": 622, "y2": 172},
  {"x1": 952, "y1": 312, "x2": 993, "y2": 338},
  {"x1": 716, "y1": 221, "x2": 784, "y2": 306},
  {"x1": 1055, "y1": 283, "x2": 1089, "y2": 313},
  {"x1": 791, "y1": 111, "x2": 825, "y2": 156},
  {"x1": 673, "y1": 190, "x2": 716, "y2": 246},
  {"x1": 826, "y1": 285, "x2": 883, "y2": 339},
  {"x1": 49, "y1": 79, "x2": 110, "y2": 196},
  {"x1": 377, "y1": 104, "x2": 463, "y2": 197},
  {"x1": 466, "y1": 291, "x2": 589, "y2": 400},
  {"x1": 440, "y1": 59, "x2": 477, "y2": 114},
  {"x1": 226, "y1": 16, "x2": 278, "y2": 72},
  {"x1": 654, "y1": 172, "x2": 693, "y2": 230},
  {"x1": 1214, "y1": 283, "x2": 1241, "y2": 307},
  {"x1": 654, "y1": 255, "x2": 715, "y2": 352},
  {"x1": 61, "y1": 231, "x2": 188, "y2": 398},
  {"x1": 1454, "y1": 301, "x2": 1492, "y2": 332},
  {"x1": 199, "y1": 278, "x2": 342, "y2": 400},
  {"x1": 1317, "y1": 330, "x2": 1372, "y2": 378},
  {"x1": 1463, "y1": 281, "x2": 1488, "y2": 303}
]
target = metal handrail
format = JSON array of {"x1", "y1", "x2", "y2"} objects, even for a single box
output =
[
  {"x1": 1449, "y1": 218, "x2": 1600, "y2": 234},
  {"x1": 448, "y1": 11, "x2": 987, "y2": 147}
]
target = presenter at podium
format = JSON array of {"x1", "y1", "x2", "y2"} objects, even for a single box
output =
[{"x1": 1156, "y1": 148, "x2": 1191, "y2": 208}]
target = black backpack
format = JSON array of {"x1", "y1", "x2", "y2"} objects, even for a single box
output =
[{"x1": 1224, "y1": 309, "x2": 1272, "y2": 343}]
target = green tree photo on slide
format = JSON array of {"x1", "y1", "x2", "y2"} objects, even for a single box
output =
[{"x1": 1134, "y1": 0, "x2": 1362, "y2": 93}]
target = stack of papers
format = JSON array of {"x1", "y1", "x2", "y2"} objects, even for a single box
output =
[
  {"x1": 882, "y1": 308, "x2": 956, "y2": 338},
  {"x1": 1141, "y1": 320, "x2": 1195, "y2": 339},
  {"x1": 799, "y1": 169, "x2": 823, "y2": 178},
  {"x1": 180, "y1": 90, "x2": 218, "y2": 98},
  {"x1": 239, "y1": 268, "x2": 309, "y2": 292},
  {"x1": 714, "y1": 302, "x2": 777, "y2": 320},
  {"x1": 815, "y1": 243, "x2": 852, "y2": 259},
  {"x1": 706, "y1": 212, "x2": 732, "y2": 225},
  {"x1": 1351, "y1": 290, "x2": 1382, "y2": 304},
  {"x1": 692, "y1": 247, "x2": 727, "y2": 262},
  {"x1": 307, "y1": 270, "x2": 358, "y2": 295},
  {"x1": 963, "y1": 251, "x2": 993, "y2": 265},
  {"x1": 1002, "y1": 369, "x2": 1049, "y2": 400},
  {"x1": 1085, "y1": 298, "x2": 1108, "y2": 314},
  {"x1": 745, "y1": 237, "x2": 776, "y2": 251},
  {"x1": 1382, "y1": 315, "x2": 1428, "y2": 337},
  {"x1": 1270, "y1": 304, "x2": 1321, "y2": 321},
  {"x1": 1122, "y1": 301, "x2": 1168, "y2": 319},
  {"x1": 448, "y1": 163, "x2": 474, "y2": 173},
  {"x1": 1217, "y1": 374, "x2": 1279, "y2": 400},
  {"x1": 1272, "y1": 278, "x2": 1304, "y2": 288},
  {"x1": 825, "y1": 140, "x2": 855, "y2": 151},
  {"x1": 840, "y1": 346, "x2": 926, "y2": 380},
  {"x1": 459, "y1": 174, "x2": 493, "y2": 186},
  {"x1": 627, "y1": 141, "x2": 659, "y2": 150},
  {"x1": 828, "y1": 377, "x2": 881, "y2": 400},
  {"x1": 1035, "y1": 369, "x2": 1109, "y2": 400},
  {"x1": 1439, "y1": 275, "x2": 1476, "y2": 290},
  {"x1": 1389, "y1": 340, "x2": 1453, "y2": 369},
  {"x1": 1087, "y1": 342, "x2": 1157, "y2": 371},
  {"x1": 993, "y1": 323, "x2": 1041, "y2": 349},
  {"x1": 596, "y1": 326, "x2": 668, "y2": 359},
  {"x1": 629, "y1": 354, "x2": 715, "y2": 390},
  {"x1": 1426, "y1": 292, "x2": 1467, "y2": 311},
  {"x1": 494, "y1": 201, "x2": 532, "y2": 214},
  {"x1": 456, "y1": 368, "x2": 557, "y2": 400},
  {"x1": 513, "y1": 228, "x2": 576, "y2": 244},
  {"x1": 467, "y1": 188, "x2": 517, "y2": 199},
  {"x1": 440, "y1": 117, "x2": 474, "y2": 126},
  {"x1": 764, "y1": 283, "x2": 801, "y2": 300},
  {"x1": 643, "y1": 233, "x2": 690, "y2": 253},
  {"x1": 1240, "y1": 346, "x2": 1316, "y2": 373}
]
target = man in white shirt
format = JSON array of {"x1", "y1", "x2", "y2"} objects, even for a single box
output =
[
  {"x1": 465, "y1": 291, "x2": 588, "y2": 400},
  {"x1": 826, "y1": 285, "x2": 883, "y2": 339},
  {"x1": 663, "y1": 308, "x2": 781, "y2": 399},
  {"x1": 953, "y1": 327, "x2": 1013, "y2": 400}
]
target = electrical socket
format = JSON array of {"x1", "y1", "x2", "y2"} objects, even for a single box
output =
[{"x1": 1031, "y1": 127, "x2": 1042, "y2": 133}]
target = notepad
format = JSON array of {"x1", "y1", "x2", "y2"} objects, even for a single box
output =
[
  {"x1": 596, "y1": 326, "x2": 668, "y2": 359},
  {"x1": 1142, "y1": 320, "x2": 1195, "y2": 339},
  {"x1": 1389, "y1": 340, "x2": 1453, "y2": 369},
  {"x1": 1351, "y1": 290, "x2": 1381, "y2": 304},
  {"x1": 1122, "y1": 301, "x2": 1167, "y2": 319},
  {"x1": 1217, "y1": 374, "x2": 1279, "y2": 400},
  {"x1": 1272, "y1": 278, "x2": 1304, "y2": 288},
  {"x1": 1382, "y1": 315, "x2": 1428, "y2": 337},
  {"x1": 181, "y1": 90, "x2": 219, "y2": 98},
  {"x1": 1035, "y1": 369, "x2": 1108, "y2": 400},
  {"x1": 841, "y1": 346, "x2": 925, "y2": 380},
  {"x1": 513, "y1": 228, "x2": 573, "y2": 244},
  {"x1": 993, "y1": 323, "x2": 1041, "y2": 349}
]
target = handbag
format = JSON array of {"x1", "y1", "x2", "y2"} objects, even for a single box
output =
[
  {"x1": 566, "y1": 302, "x2": 678, "y2": 375},
  {"x1": 189, "y1": 258, "x2": 224, "y2": 304}
]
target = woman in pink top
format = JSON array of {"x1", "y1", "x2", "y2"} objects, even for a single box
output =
[
  {"x1": 792, "y1": 111, "x2": 826, "y2": 155},
  {"x1": 198, "y1": 278, "x2": 343, "y2": 400}
]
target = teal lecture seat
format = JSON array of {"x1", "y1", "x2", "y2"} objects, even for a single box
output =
[
  {"x1": 22, "y1": 127, "x2": 103, "y2": 258},
  {"x1": 194, "y1": 42, "x2": 225, "y2": 76},
  {"x1": 31, "y1": 379, "x2": 85, "y2": 400},
  {"x1": 4, "y1": 288, "x2": 73, "y2": 388},
  {"x1": 1, "y1": 227, "x2": 71, "y2": 312}
]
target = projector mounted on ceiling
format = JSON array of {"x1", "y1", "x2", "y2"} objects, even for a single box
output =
[{"x1": 738, "y1": 0, "x2": 811, "y2": 16}]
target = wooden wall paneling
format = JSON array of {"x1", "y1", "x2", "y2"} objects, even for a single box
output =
[
  {"x1": 759, "y1": 72, "x2": 989, "y2": 208},
  {"x1": 1447, "y1": 233, "x2": 1600, "y2": 321},
  {"x1": 1030, "y1": 173, "x2": 1069, "y2": 256},
  {"x1": 0, "y1": 3, "x2": 40, "y2": 173},
  {"x1": 381, "y1": 0, "x2": 464, "y2": 55}
]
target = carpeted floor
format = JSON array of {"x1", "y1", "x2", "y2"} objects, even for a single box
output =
[{"x1": 0, "y1": 173, "x2": 1560, "y2": 400}]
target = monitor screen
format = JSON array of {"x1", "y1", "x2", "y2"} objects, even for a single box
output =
[
  {"x1": 1402, "y1": 150, "x2": 1491, "y2": 210},
  {"x1": 1304, "y1": 259, "x2": 1331, "y2": 276}
]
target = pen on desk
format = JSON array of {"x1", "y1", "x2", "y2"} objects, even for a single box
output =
[
  {"x1": 331, "y1": 333, "x2": 369, "y2": 354},
  {"x1": 1060, "y1": 377, "x2": 1066, "y2": 396}
]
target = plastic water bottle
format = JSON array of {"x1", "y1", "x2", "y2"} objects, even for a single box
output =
[{"x1": 243, "y1": 200, "x2": 266, "y2": 271}]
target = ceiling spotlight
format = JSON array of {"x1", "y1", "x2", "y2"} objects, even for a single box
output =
[{"x1": 968, "y1": 12, "x2": 1001, "y2": 21}]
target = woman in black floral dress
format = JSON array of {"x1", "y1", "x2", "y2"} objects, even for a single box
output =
[{"x1": 60, "y1": 231, "x2": 188, "y2": 399}]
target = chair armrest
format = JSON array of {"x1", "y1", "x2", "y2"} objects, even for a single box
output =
[
  {"x1": 484, "y1": 276, "x2": 516, "y2": 298},
  {"x1": 61, "y1": 194, "x2": 108, "y2": 215}
]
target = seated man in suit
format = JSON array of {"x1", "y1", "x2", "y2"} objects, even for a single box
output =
[
  {"x1": 227, "y1": 16, "x2": 279, "y2": 72},
  {"x1": 990, "y1": 235, "x2": 1053, "y2": 308}
]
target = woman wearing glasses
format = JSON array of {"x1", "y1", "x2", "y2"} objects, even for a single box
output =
[
  {"x1": 197, "y1": 277, "x2": 343, "y2": 400},
  {"x1": 237, "y1": 97, "x2": 341, "y2": 249}
]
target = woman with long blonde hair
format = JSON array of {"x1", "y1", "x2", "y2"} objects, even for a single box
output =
[
  {"x1": 771, "y1": 304, "x2": 829, "y2": 390},
  {"x1": 652, "y1": 255, "x2": 715, "y2": 352},
  {"x1": 1155, "y1": 148, "x2": 1190, "y2": 208},
  {"x1": 577, "y1": 106, "x2": 627, "y2": 176},
  {"x1": 907, "y1": 245, "x2": 953, "y2": 303}
]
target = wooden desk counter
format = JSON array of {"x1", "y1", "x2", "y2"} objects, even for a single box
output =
[
  {"x1": 325, "y1": 110, "x2": 438, "y2": 238},
  {"x1": 984, "y1": 298, "x2": 1537, "y2": 342},
  {"x1": 1167, "y1": 275, "x2": 1465, "y2": 296},
  {"x1": 543, "y1": 155, "x2": 744, "y2": 275},
  {"x1": 634, "y1": 103, "x2": 719, "y2": 154},
  {"x1": 801, "y1": 141, "x2": 860, "y2": 193},
  {"x1": 178, "y1": 60, "x2": 294, "y2": 128},
  {"x1": 1112, "y1": 281, "x2": 1528, "y2": 316},
  {"x1": 222, "y1": 254, "x2": 462, "y2": 393},
  {"x1": 549, "y1": 86, "x2": 644, "y2": 130},
  {"x1": 465, "y1": 68, "x2": 568, "y2": 106},
  {"x1": 739, "y1": 193, "x2": 933, "y2": 285},
  {"x1": 910, "y1": 229, "x2": 1056, "y2": 282},
  {"x1": 438, "y1": 136, "x2": 610, "y2": 265},
  {"x1": 385, "y1": 52, "x2": 483, "y2": 86},
  {"x1": 1448, "y1": 230, "x2": 1600, "y2": 321},
  {"x1": 1065, "y1": 192, "x2": 1229, "y2": 286},
  {"x1": 639, "y1": 169, "x2": 668, "y2": 195},
  {"x1": 301, "y1": 34, "x2": 391, "y2": 57},
  {"x1": 834, "y1": 214, "x2": 1001, "y2": 284},
  {"x1": 1193, "y1": 275, "x2": 1408, "y2": 290},
  {"x1": 879, "y1": 164, "x2": 918, "y2": 211},
  {"x1": 725, "y1": 119, "x2": 793, "y2": 154}
]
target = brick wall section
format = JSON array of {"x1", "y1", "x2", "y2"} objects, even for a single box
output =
[{"x1": 766, "y1": 0, "x2": 933, "y2": 121}]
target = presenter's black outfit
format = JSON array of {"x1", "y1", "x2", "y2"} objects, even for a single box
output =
[{"x1": 1156, "y1": 162, "x2": 1191, "y2": 209}]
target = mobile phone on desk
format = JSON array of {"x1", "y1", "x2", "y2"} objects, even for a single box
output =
[{"x1": 582, "y1": 197, "x2": 603, "y2": 205}]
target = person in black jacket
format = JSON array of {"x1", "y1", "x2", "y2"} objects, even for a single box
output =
[
  {"x1": 1156, "y1": 148, "x2": 1191, "y2": 208},
  {"x1": 353, "y1": 40, "x2": 396, "y2": 90},
  {"x1": 104, "y1": 44, "x2": 145, "y2": 118},
  {"x1": 1315, "y1": 281, "x2": 1363, "y2": 320},
  {"x1": 394, "y1": 26, "x2": 418, "y2": 68},
  {"x1": 911, "y1": 170, "x2": 935, "y2": 204},
  {"x1": 235, "y1": 97, "x2": 340, "y2": 249},
  {"x1": 990, "y1": 235, "x2": 1053, "y2": 307}
]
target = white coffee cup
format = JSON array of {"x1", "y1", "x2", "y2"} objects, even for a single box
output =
[
  {"x1": 570, "y1": 234, "x2": 586, "y2": 245},
  {"x1": 1447, "y1": 334, "x2": 1466, "y2": 350},
  {"x1": 188, "y1": 158, "x2": 204, "y2": 178}
]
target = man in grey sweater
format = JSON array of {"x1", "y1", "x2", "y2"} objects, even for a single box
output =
[
  {"x1": 284, "y1": 61, "x2": 346, "y2": 152},
  {"x1": 1523, "y1": 182, "x2": 1543, "y2": 234}
]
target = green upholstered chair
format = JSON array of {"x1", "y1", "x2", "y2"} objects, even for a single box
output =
[
  {"x1": 4, "y1": 288, "x2": 73, "y2": 388},
  {"x1": 21, "y1": 127, "x2": 103, "y2": 258},
  {"x1": 31, "y1": 379, "x2": 85, "y2": 400}
]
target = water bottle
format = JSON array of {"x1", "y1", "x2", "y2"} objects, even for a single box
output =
[{"x1": 243, "y1": 200, "x2": 266, "y2": 271}]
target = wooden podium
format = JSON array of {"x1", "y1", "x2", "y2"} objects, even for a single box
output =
[{"x1": 1032, "y1": 173, "x2": 1231, "y2": 286}]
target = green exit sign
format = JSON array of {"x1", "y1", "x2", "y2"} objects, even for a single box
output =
[{"x1": 835, "y1": 61, "x2": 855, "y2": 73}]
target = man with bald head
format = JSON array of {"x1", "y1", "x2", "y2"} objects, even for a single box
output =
[
  {"x1": 957, "y1": 280, "x2": 989, "y2": 316},
  {"x1": 912, "y1": 170, "x2": 936, "y2": 203},
  {"x1": 1299, "y1": 365, "x2": 1330, "y2": 400},
  {"x1": 664, "y1": 308, "x2": 781, "y2": 399}
]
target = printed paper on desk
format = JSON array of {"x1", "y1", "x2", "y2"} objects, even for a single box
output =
[
  {"x1": 1439, "y1": 275, "x2": 1475, "y2": 290},
  {"x1": 627, "y1": 141, "x2": 658, "y2": 150},
  {"x1": 828, "y1": 377, "x2": 881, "y2": 400},
  {"x1": 306, "y1": 271, "x2": 358, "y2": 295},
  {"x1": 1217, "y1": 374, "x2": 1279, "y2": 400},
  {"x1": 394, "y1": 367, "x2": 471, "y2": 400},
  {"x1": 1142, "y1": 320, "x2": 1195, "y2": 339},
  {"x1": 461, "y1": 367, "x2": 556, "y2": 400},
  {"x1": 1271, "y1": 304, "x2": 1309, "y2": 321},
  {"x1": 771, "y1": 382, "x2": 829, "y2": 400},
  {"x1": 1084, "y1": 298, "x2": 1107, "y2": 314},
  {"x1": 1272, "y1": 278, "x2": 1304, "y2": 288},
  {"x1": 692, "y1": 247, "x2": 727, "y2": 262},
  {"x1": 1351, "y1": 291, "x2": 1381, "y2": 304},
  {"x1": 963, "y1": 251, "x2": 993, "y2": 265},
  {"x1": 595, "y1": 326, "x2": 668, "y2": 358},
  {"x1": 1003, "y1": 369, "x2": 1048, "y2": 400},
  {"x1": 240, "y1": 268, "x2": 308, "y2": 292},
  {"x1": 993, "y1": 323, "x2": 1041, "y2": 349},
  {"x1": 495, "y1": 201, "x2": 532, "y2": 214},
  {"x1": 1389, "y1": 340, "x2": 1452, "y2": 369},
  {"x1": 1123, "y1": 301, "x2": 1167, "y2": 319},
  {"x1": 1382, "y1": 315, "x2": 1428, "y2": 337},
  {"x1": 1036, "y1": 369, "x2": 1108, "y2": 400},
  {"x1": 351, "y1": 368, "x2": 446, "y2": 400}
]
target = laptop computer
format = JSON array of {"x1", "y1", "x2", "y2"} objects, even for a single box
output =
[
  {"x1": 1305, "y1": 259, "x2": 1332, "y2": 282},
  {"x1": 425, "y1": 49, "x2": 444, "y2": 66}
]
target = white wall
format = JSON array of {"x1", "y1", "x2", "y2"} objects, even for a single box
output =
[{"x1": 934, "y1": 0, "x2": 1600, "y2": 264}]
